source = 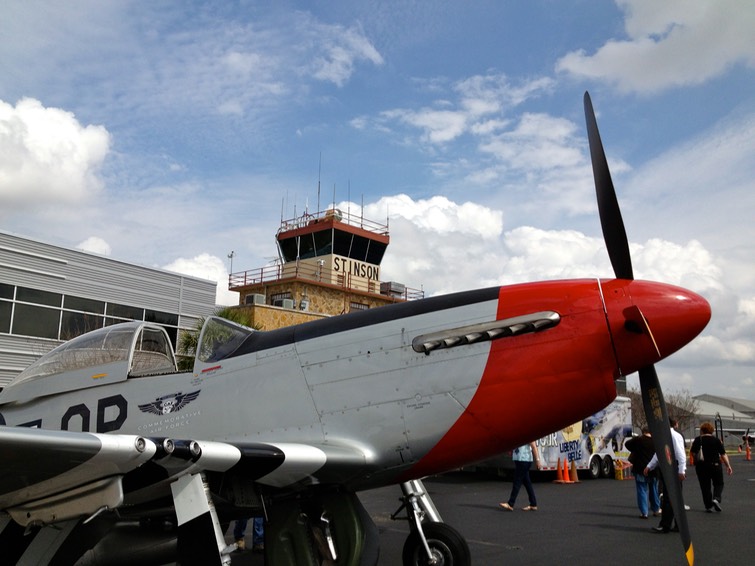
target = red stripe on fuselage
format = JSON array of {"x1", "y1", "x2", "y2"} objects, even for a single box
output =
[{"x1": 402, "y1": 280, "x2": 618, "y2": 479}]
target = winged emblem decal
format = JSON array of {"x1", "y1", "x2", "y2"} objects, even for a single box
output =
[{"x1": 138, "y1": 390, "x2": 201, "y2": 416}]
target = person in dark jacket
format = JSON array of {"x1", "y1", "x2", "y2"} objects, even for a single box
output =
[
  {"x1": 625, "y1": 427, "x2": 661, "y2": 518},
  {"x1": 690, "y1": 421, "x2": 733, "y2": 512}
]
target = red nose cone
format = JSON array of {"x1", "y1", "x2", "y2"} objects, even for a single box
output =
[
  {"x1": 604, "y1": 280, "x2": 711, "y2": 375},
  {"x1": 632, "y1": 281, "x2": 711, "y2": 356}
]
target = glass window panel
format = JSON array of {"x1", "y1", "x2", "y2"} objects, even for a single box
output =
[
  {"x1": 333, "y1": 230, "x2": 352, "y2": 256},
  {"x1": 16, "y1": 287, "x2": 62, "y2": 307},
  {"x1": 298, "y1": 234, "x2": 316, "y2": 259},
  {"x1": 278, "y1": 237, "x2": 298, "y2": 262},
  {"x1": 145, "y1": 309, "x2": 178, "y2": 326},
  {"x1": 64, "y1": 295, "x2": 105, "y2": 314},
  {"x1": 107, "y1": 303, "x2": 144, "y2": 320},
  {"x1": 313, "y1": 229, "x2": 333, "y2": 257},
  {"x1": 0, "y1": 283, "x2": 13, "y2": 300},
  {"x1": 365, "y1": 242, "x2": 387, "y2": 265},
  {"x1": 61, "y1": 311, "x2": 104, "y2": 340},
  {"x1": 12, "y1": 304, "x2": 60, "y2": 339},
  {"x1": 349, "y1": 235, "x2": 369, "y2": 262},
  {"x1": 0, "y1": 300, "x2": 11, "y2": 333}
]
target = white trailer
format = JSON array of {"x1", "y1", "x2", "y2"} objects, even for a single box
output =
[
  {"x1": 536, "y1": 396, "x2": 632, "y2": 479},
  {"x1": 474, "y1": 396, "x2": 632, "y2": 479}
]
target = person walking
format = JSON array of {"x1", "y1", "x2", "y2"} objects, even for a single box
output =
[
  {"x1": 645, "y1": 418, "x2": 686, "y2": 534},
  {"x1": 499, "y1": 441, "x2": 542, "y2": 511},
  {"x1": 625, "y1": 427, "x2": 661, "y2": 519},
  {"x1": 233, "y1": 516, "x2": 265, "y2": 552},
  {"x1": 690, "y1": 421, "x2": 733, "y2": 512}
]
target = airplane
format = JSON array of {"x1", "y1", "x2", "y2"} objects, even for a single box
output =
[{"x1": 0, "y1": 93, "x2": 709, "y2": 566}]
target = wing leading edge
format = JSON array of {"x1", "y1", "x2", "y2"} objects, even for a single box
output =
[{"x1": 0, "y1": 426, "x2": 370, "y2": 529}]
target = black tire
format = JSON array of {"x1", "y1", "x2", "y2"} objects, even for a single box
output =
[
  {"x1": 402, "y1": 522, "x2": 471, "y2": 566},
  {"x1": 600, "y1": 456, "x2": 615, "y2": 478},
  {"x1": 588, "y1": 456, "x2": 601, "y2": 480}
]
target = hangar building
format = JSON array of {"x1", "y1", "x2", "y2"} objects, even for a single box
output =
[{"x1": 0, "y1": 230, "x2": 217, "y2": 388}]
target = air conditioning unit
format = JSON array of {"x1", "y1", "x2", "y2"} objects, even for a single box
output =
[
  {"x1": 282, "y1": 298, "x2": 294, "y2": 309},
  {"x1": 245, "y1": 293, "x2": 265, "y2": 305},
  {"x1": 380, "y1": 281, "x2": 406, "y2": 296},
  {"x1": 299, "y1": 299, "x2": 310, "y2": 311}
]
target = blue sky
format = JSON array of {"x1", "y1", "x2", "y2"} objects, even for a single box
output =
[{"x1": 1, "y1": 0, "x2": 753, "y2": 398}]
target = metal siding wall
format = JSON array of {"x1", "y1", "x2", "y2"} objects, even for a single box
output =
[
  {"x1": 1, "y1": 232, "x2": 216, "y2": 313},
  {"x1": 0, "y1": 231, "x2": 219, "y2": 387}
]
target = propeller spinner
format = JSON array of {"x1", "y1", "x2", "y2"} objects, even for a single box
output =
[{"x1": 584, "y1": 91, "x2": 708, "y2": 566}]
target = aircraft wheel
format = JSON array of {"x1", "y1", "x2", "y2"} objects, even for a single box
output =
[{"x1": 402, "y1": 522, "x2": 471, "y2": 566}]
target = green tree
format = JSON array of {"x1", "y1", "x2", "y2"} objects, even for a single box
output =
[{"x1": 176, "y1": 306, "x2": 257, "y2": 371}]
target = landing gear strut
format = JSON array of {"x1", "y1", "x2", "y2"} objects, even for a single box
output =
[
  {"x1": 264, "y1": 489, "x2": 380, "y2": 566},
  {"x1": 392, "y1": 480, "x2": 471, "y2": 566}
]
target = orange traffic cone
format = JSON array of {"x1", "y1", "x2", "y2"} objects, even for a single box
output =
[
  {"x1": 553, "y1": 458, "x2": 564, "y2": 483},
  {"x1": 562, "y1": 458, "x2": 573, "y2": 484},
  {"x1": 569, "y1": 459, "x2": 580, "y2": 483},
  {"x1": 746, "y1": 442, "x2": 752, "y2": 461}
]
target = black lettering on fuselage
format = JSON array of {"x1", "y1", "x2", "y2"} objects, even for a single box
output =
[
  {"x1": 12, "y1": 394, "x2": 129, "y2": 432},
  {"x1": 97, "y1": 395, "x2": 127, "y2": 433},
  {"x1": 61, "y1": 403, "x2": 91, "y2": 432}
]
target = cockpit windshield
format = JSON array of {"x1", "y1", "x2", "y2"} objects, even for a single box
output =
[
  {"x1": 196, "y1": 316, "x2": 255, "y2": 363},
  {"x1": 4, "y1": 322, "x2": 177, "y2": 398}
]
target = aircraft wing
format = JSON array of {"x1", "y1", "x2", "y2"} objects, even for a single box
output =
[
  {"x1": 0, "y1": 426, "x2": 368, "y2": 528},
  {"x1": 0, "y1": 427, "x2": 157, "y2": 527}
]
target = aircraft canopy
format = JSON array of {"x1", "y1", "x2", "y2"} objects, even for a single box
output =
[
  {"x1": 196, "y1": 316, "x2": 255, "y2": 363},
  {"x1": 0, "y1": 322, "x2": 177, "y2": 403}
]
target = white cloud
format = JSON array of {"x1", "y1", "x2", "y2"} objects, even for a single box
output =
[
  {"x1": 310, "y1": 22, "x2": 384, "y2": 86},
  {"x1": 556, "y1": 0, "x2": 755, "y2": 93},
  {"x1": 76, "y1": 236, "x2": 112, "y2": 256},
  {"x1": 362, "y1": 193, "x2": 727, "y2": 300},
  {"x1": 365, "y1": 194, "x2": 503, "y2": 240},
  {"x1": 163, "y1": 253, "x2": 239, "y2": 306},
  {"x1": 502, "y1": 226, "x2": 608, "y2": 282},
  {"x1": 370, "y1": 74, "x2": 553, "y2": 146},
  {"x1": 480, "y1": 113, "x2": 584, "y2": 171},
  {"x1": 0, "y1": 98, "x2": 110, "y2": 209}
]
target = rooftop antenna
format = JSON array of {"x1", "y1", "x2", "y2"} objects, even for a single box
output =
[
  {"x1": 332, "y1": 183, "x2": 336, "y2": 210},
  {"x1": 347, "y1": 180, "x2": 351, "y2": 219},
  {"x1": 317, "y1": 152, "x2": 322, "y2": 213}
]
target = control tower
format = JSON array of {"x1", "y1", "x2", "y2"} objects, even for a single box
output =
[{"x1": 228, "y1": 207, "x2": 422, "y2": 328}]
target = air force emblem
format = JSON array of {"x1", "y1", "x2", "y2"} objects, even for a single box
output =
[{"x1": 138, "y1": 390, "x2": 201, "y2": 416}]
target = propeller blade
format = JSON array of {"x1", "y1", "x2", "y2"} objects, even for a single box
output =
[
  {"x1": 584, "y1": 92, "x2": 634, "y2": 280},
  {"x1": 638, "y1": 365, "x2": 694, "y2": 565}
]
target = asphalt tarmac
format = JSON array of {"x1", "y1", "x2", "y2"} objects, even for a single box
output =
[{"x1": 227, "y1": 455, "x2": 755, "y2": 565}]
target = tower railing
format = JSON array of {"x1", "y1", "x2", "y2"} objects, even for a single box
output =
[
  {"x1": 277, "y1": 208, "x2": 389, "y2": 236},
  {"x1": 228, "y1": 262, "x2": 423, "y2": 301}
]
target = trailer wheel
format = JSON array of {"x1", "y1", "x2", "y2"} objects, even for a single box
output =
[
  {"x1": 588, "y1": 456, "x2": 601, "y2": 480},
  {"x1": 402, "y1": 522, "x2": 471, "y2": 566},
  {"x1": 601, "y1": 456, "x2": 615, "y2": 478}
]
